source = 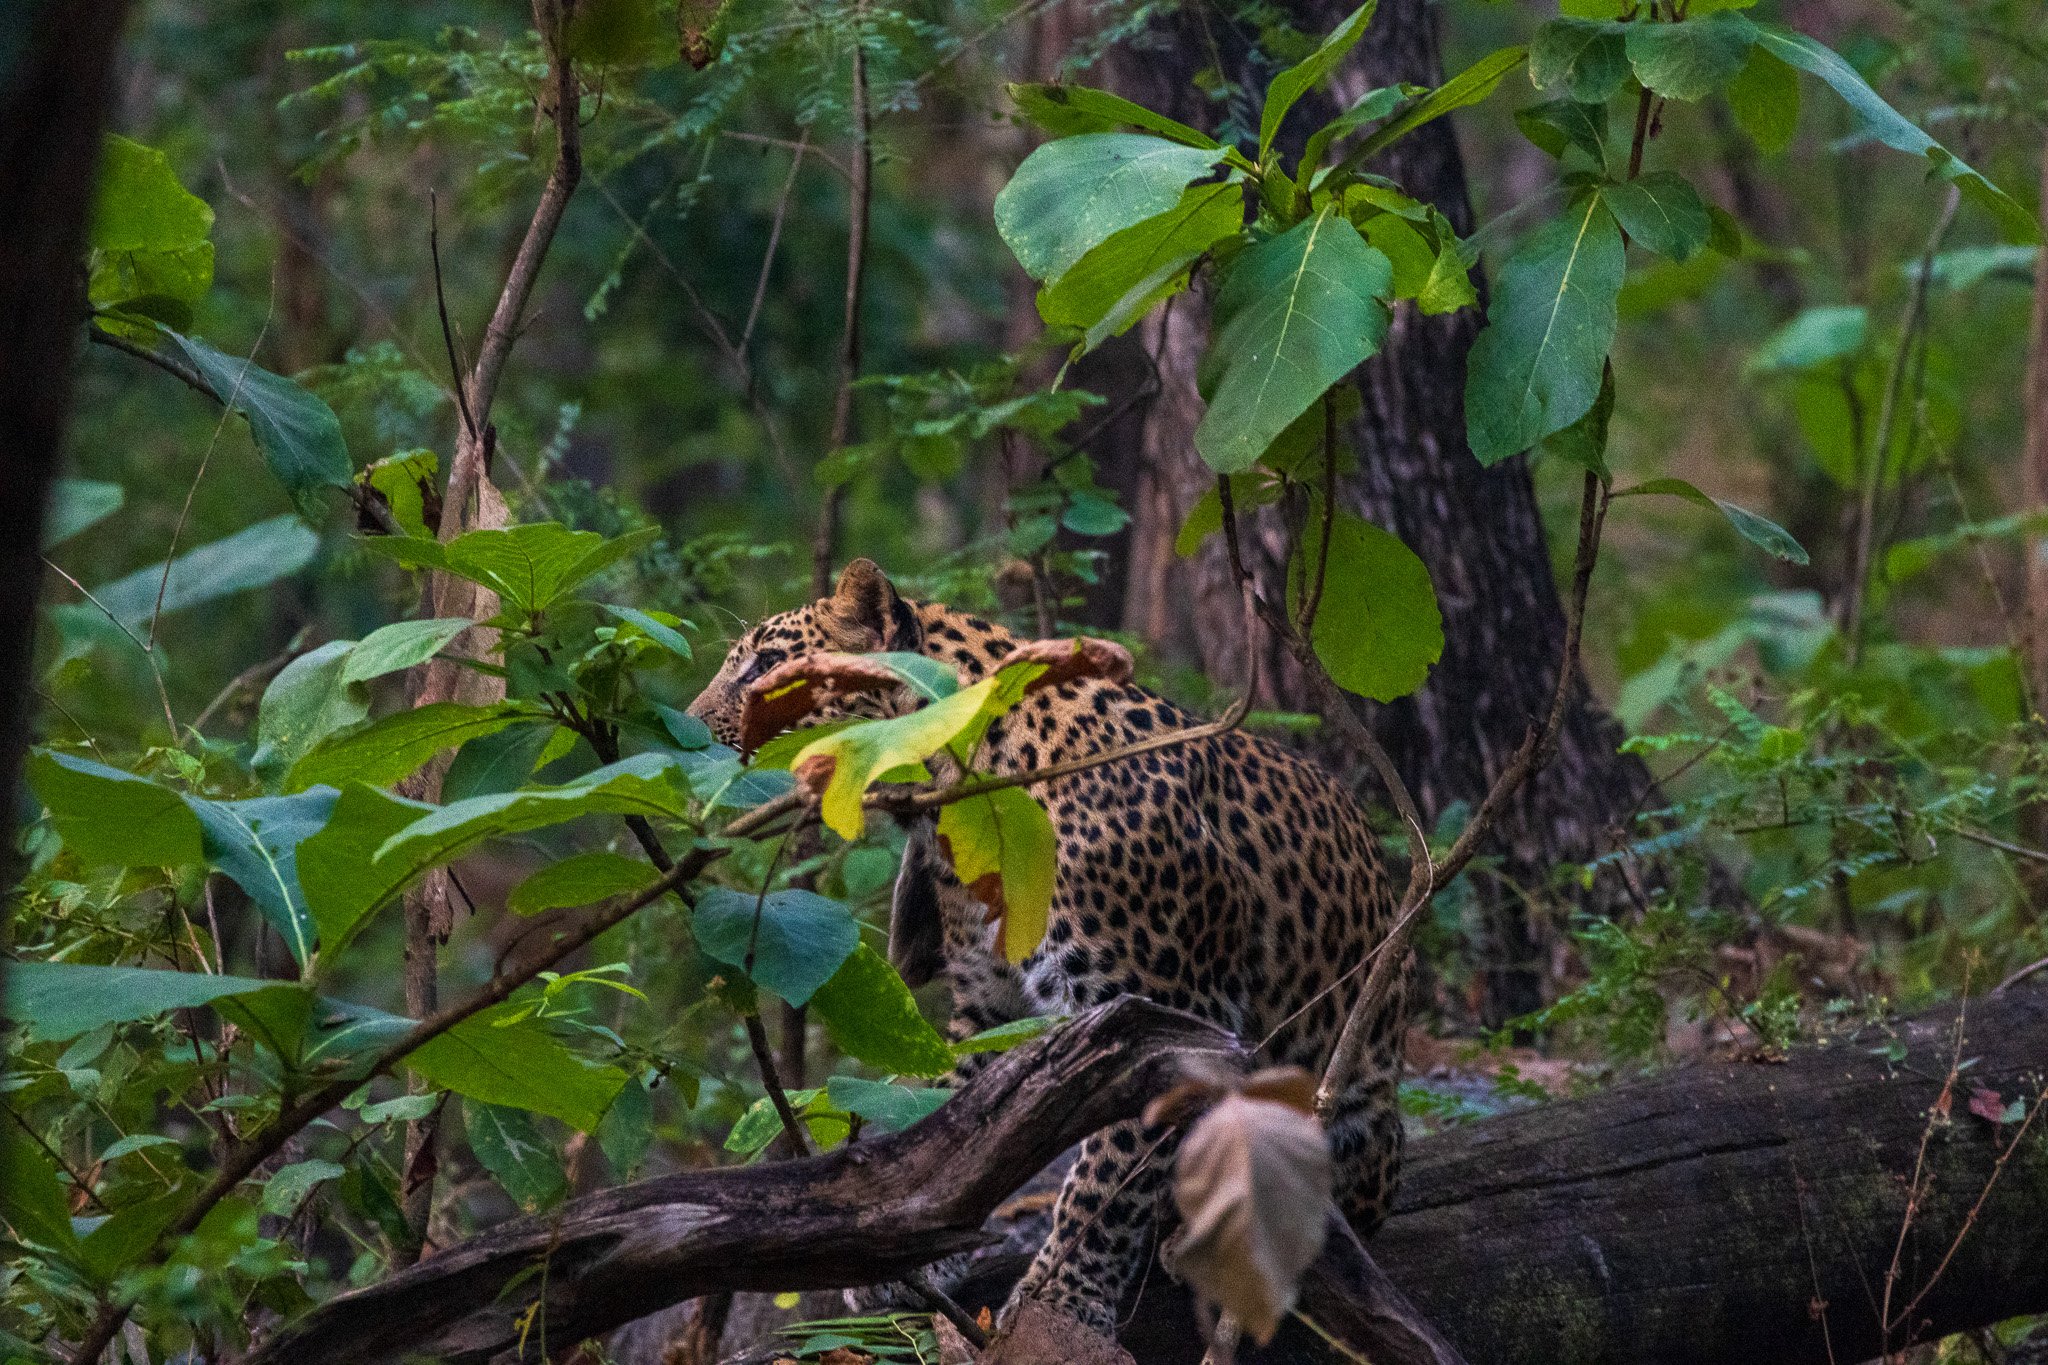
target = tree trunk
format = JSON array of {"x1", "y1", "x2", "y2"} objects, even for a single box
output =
[
  {"x1": 0, "y1": 0, "x2": 133, "y2": 924},
  {"x1": 1100, "y1": 0, "x2": 1661, "y2": 1024}
]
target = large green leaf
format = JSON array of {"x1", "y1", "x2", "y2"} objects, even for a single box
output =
[
  {"x1": 1289, "y1": 511, "x2": 1443, "y2": 701},
  {"x1": 463, "y1": 1101, "x2": 567, "y2": 1211},
  {"x1": 89, "y1": 514, "x2": 319, "y2": 629},
  {"x1": 373, "y1": 754, "x2": 693, "y2": 880},
  {"x1": 0, "y1": 1128, "x2": 82, "y2": 1259},
  {"x1": 807, "y1": 944, "x2": 955, "y2": 1078},
  {"x1": 164, "y1": 330, "x2": 351, "y2": 513},
  {"x1": 1194, "y1": 211, "x2": 1392, "y2": 473},
  {"x1": 341, "y1": 618, "x2": 476, "y2": 684},
  {"x1": 1726, "y1": 44, "x2": 1799, "y2": 155},
  {"x1": 694, "y1": 888, "x2": 860, "y2": 1007},
  {"x1": 297, "y1": 783, "x2": 436, "y2": 960},
  {"x1": 509, "y1": 850, "x2": 661, "y2": 916},
  {"x1": 1755, "y1": 26, "x2": 2038, "y2": 244},
  {"x1": 187, "y1": 790, "x2": 338, "y2": 966},
  {"x1": 26, "y1": 750, "x2": 202, "y2": 868},
  {"x1": 1260, "y1": 1, "x2": 1378, "y2": 161},
  {"x1": 403, "y1": 1004, "x2": 625, "y2": 1131},
  {"x1": 1007, "y1": 84, "x2": 1220, "y2": 149},
  {"x1": 1528, "y1": 18, "x2": 1628, "y2": 103},
  {"x1": 286, "y1": 701, "x2": 543, "y2": 793},
  {"x1": 1036, "y1": 180, "x2": 1245, "y2": 351},
  {"x1": 1745, "y1": 305, "x2": 1868, "y2": 375},
  {"x1": 1614, "y1": 478, "x2": 1810, "y2": 564},
  {"x1": 1600, "y1": 173, "x2": 1711, "y2": 262},
  {"x1": 88, "y1": 135, "x2": 214, "y2": 325},
  {"x1": 362, "y1": 523, "x2": 658, "y2": 616},
  {"x1": 825, "y1": 1075, "x2": 953, "y2": 1133},
  {"x1": 3, "y1": 962, "x2": 301, "y2": 1043},
  {"x1": 995, "y1": 133, "x2": 1228, "y2": 284},
  {"x1": 936, "y1": 787, "x2": 1057, "y2": 964},
  {"x1": 1465, "y1": 193, "x2": 1625, "y2": 465},
  {"x1": 43, "y1": 480, "x2": 125, "y2": 548},
  {"x1": 1625, "y1": 13, "x2": 1757, "y2": 102},
  {"x1": 253, "y1": 641, "x2": 374, "y2": 788}
]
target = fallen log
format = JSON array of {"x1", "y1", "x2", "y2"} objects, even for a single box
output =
[{"x1": 251, "y1": 989, "x2": 2048, "y2": 1365}]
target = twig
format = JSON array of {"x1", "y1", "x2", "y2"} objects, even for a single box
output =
[
  {"x1": 905, "y1": 1269, "x2": 989, "y2": 1349},
  {"x1": 40, "y1": 556, "x2": 179, "y2": 738},
  {"x1": 85, "y1": 325, "x2": 212, "y2": 398},
  {"x1": 744, "y1": 1012, "x2": 813, "y2": 1158},
  {"x1": 190, "y1": 630, "x2": 310, "y2": 732},
  {"x1": 429, "y1": 190, "x2": 479, "y2": 445},
  {"x1": 739, "y1": 126, "x2": 813, "y2": 358},
  {"x1": 1878, "y1": 988, "x2": 1967, "y2": 1350},
  {"x1": 1996, "y1": 954, "x2": 2048, "y2": 994},
  {"x1": 811, "y1": 0, "x2": 875, "y2": 598}
]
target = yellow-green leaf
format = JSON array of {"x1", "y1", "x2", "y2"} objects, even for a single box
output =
[{"x1": 938, "y1": 787, "x2": 1058, "y2": 963}]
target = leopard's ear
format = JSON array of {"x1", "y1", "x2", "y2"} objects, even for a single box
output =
[{"x1": 830, "y1": 558, "x2": 920, "y2": 649}]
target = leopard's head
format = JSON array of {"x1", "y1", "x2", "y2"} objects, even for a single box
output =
[{"x1": 685, "y1": 558, "x2": 924, "y2": 747}]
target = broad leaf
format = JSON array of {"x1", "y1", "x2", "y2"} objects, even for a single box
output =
[
  {"x1": 1726, "y1": 45, "x2": 1799, "y2": 154},
  {"x1": 1007, "y1": 83, "x2": 1220, "y2": 149},
  {"x1": 403, "y1": 1003, "x2": 626, "y2": 1131},
  {"x1": 600, "y1": 604, "x2": 692, "y2": 659},
  {"x1": 509, "y1": 850, "x2": 661, "y2": 916},
  {"x1": 1746, "y1": 305, "x2": 1867, "y2": 375},
  {"x1": 3, "y1": 962, "x2": 301, "y2": 1043},
  {"x1": 1465, "y1": 193, "x2": 1625, "y2": 465},
  {"x1": 188, "y1": 790, "x2": 338, "y2": 966},
  {"x1": 936, "y1": 787, "x2": 1058, "y2": 963},
  {"x1": 0, "y1": 1128, "x2": 82, "y2": 1259},
  {"x1": 1755, "y1": 26, "x2": 2038, "y2": 243},
  {"x1": 1600, "y1": 173, "x2": 1711, "y2": 261},
  {"x1": 89, "y1": 514, "x2": 319, "y2": 629},
  {"x1": 1615, "y1": 478, "x2": 1810, "y2": 564},
  {"x1": 1036, "y1": 180, "x2": 1245, "y2": 352},
  {"x1": 297, "y1": 783, "x2": 436, "y2": 958},
  {"x1": 44, "y1": 480, "x2": 124, "y2": 548},
  {"x1": 362, "y1": 523, "x2": 660, "y2": 616},
  {"x1": 1528, "y1": 19, "x2": 1628, "y2": 103},
  {"x1": 464, "y1": 1101, "x2": 567, "y2": 1211},
  {"x1": 825, "y1": 1075, "x2": 953, "y2": 1132},
  {"x1": 261, "y1": 1159, "x2": 346, "y2": 1217},
  {"x1": 341, "y1": 618, "x2": 476, "y2": 684},
  {"x1": 1300, "y1": 85, "x2": 1418, "y2": 181},
  {"x1": 995, "y1": 133, "x2": 1228, "y2": 284},
  {"x1": 1516, "y1": 100, "x2": 1609, "y2": 167},
  {"x1": 1195, "y1": 211, "x2": 1392, "y2": 473},
  {"x1": 88, "y1": 135, "x2": 214, "y2": 325},
  {"x1": 1260, "y1": 1, "x2": 1378, "y2": 161},
  {"x1": 694, "y1": 888, "x2": 860, "y2": 1007},
  {"x1": 26, "y1": 751, "x2": 202, "y2": 868},
  {"x1": 1625, "y1": 14, "x2": 1757, "y2": 102},
  {"x1": 254, "y1": 641, "x2": 373, "y2": 788},
  {"x1": 1289, "y1": 511, "x2": 1443, "y2": 701},
  {"x1": 951, "y1": 1015, "x2": 1061, "y2": 1056},
  {"x1": 807, "y1": 944, "x2": 955, "y2": 1078},
  {"x1": 1341, "y1": 45, "x2": 1527, "y2": 167},
  {"x1": 165, "y1": 330, "x2": 352, "y2": 514},
  {"x1": 287, "y1": 701, "x2": 542, "y2": 793}
]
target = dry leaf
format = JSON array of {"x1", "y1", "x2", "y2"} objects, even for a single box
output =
[
  {"x1": 1170, "y1": 1093, "x2": 1332, "y2": 1344},
  {"x1": 1239, "y1": 1066, "x2": 1319, "y2": 1115},
  {"x1": 739, "y1": 652, "x2": 904, "y2": 755},
  {"x1": 1967, "y1": 1085, "x2": 2007, "y2": 1125},
  {"x1": 993, "y1": 637, "x2": 1135, "y2": 693},
  {"x1": 793, "y1": 752, "x2": 838, "y2": 804},
  {"x1": 981, "y1": 1300, "x2": 1133, "y2": 1365}
]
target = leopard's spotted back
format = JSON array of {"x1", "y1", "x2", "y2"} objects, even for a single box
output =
[{"x1": 688, "y1": 563, "x2": 1408, "y2": 1335}]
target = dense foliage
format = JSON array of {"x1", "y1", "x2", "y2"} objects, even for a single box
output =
[{"x1": 6, "y1": 0, "x2": 2048, "y2": 1360}]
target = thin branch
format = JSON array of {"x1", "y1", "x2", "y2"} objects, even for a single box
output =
[
  {"x1": 811, "y1": 0, "x2": 875, "y2": 598},
  {"x1": 1297, "y1": 393, "x2": 1339, "y2": 637},
  {"x1": 190, "y1": 631, "x2": 310, "y2": 732},
  {"x1": 739, "y1": 126, "x2": 812, "y2": 359},
  {"x1": 429, "y1": 189, "x2": 479, "y2": 445},
  {"x1": 86, "y1": 325, "x2": 212, "y2": 398},
  {"x1": 744, "y1": 1011, "x2": 813, "y2": 1157}
]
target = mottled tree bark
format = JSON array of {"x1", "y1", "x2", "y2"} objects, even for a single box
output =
[
  {"x1": 1102, "y1": 0, "x2": 1662, "y2": 1023},
  {"x1": 0, "y1": 0, "x2": 134, "y2": 926}
]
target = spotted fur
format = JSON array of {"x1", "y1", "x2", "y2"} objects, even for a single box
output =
[{"x1": 688, "y1": 561, "x2": 1406, "y2": 1334}]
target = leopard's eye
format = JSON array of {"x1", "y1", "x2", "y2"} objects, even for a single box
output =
[{"x1": 738, "y1": 648, "x2": 784, "y2": 683}]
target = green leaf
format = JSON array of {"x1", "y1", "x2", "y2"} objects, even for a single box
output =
[
  {"x1": 1600, "y1": 173, "x2": 1711, "y2": 261},
  {"x1": 951, "y1": 1014, "x2": 1062, "y2": 1056},
  {"x1": 26, "y1": 750, "x2": 202, "y2": 868},
  {"x1": 694, "y1": 888, "x2": 860, "y2": 1007},
  {"x1": 1516, "y1": 100, "x2": 1609, "y2": 167},
  {"x1": 863, "y1": 653, "x2": 964, "y2": 703},
  {"x1": 1176, "y1": 475, "x2": 1280, "y2": 558},
  {"x1": 1464, "y1": 193, "x2": 1625, "y2": 465},
  {"x1": 44, "y1": 479, "x2": 124, "y2": 548},
  {"x1": 1625, "y1": 13, "x2": 1757, "y2": 102},
  {"x1": 188, "y1": 790, "x2": 338, "y2": 966},
  {"x1": 88, "y1": 135, "x2": 214, "y2": 323},
  {"x1": 936, "y1": 787, "x2": 1057, "y2": 964},
  {"x1": 1746, "y1": 305, "x2": 1867, "y2": 375},
  {"x1": 600, "y1": 604, "x2": 693, "y2": 659},
  {"x1": 995, "y1": 133, "x2": 1228, "y2": 284},
  {"x1": 1036, "y1": 180, "x2": 1245, "y2": 351},
  {"x1": 807, "y1": 944, "x2": 955, "y2": 1078},
  {"x1": 373, "y1": 753, "x2": 693, "y2": 880},
  {"x1": 724, "y1": 1087, "x2": 827, "y2": 1156},
  {"x1": 1529, "y1": 19, "x2": 1628, "y2": 103},
  {"x1": 359, "y1": 449, "x2": 438, "y2": 539},
  {"x1": 1261, "y1": 1, "x2": 1378, "y2": 161},
  {"x1": 824, "y1": 1076, "x2": 953, "y2": 1132},
  {"x1": 1061, "y1": 493, "x2": 1130, "y2": 536},
  {"x1": 297, "y1": 783, "x2": 436, "y2": 959},
  {"x1": 1614, "y1": 478, "x2": 1810, "y2": 564},
  {"x1": 1885, "y1": 512, "x2": 2048, "y2": 584},
  {"x1": 3, "y1": 962, "x2": 301, "y2": 1043},
  {"x1": 1195, "y1": 211, "x2": 1392, "y2": 474},
  {"x1": 287, "y1": 701, "x2": 542, "y2": 793},
  {"x1": 597, "y1": 1074, "x2": 654, "y2": 1178},
  {"x1": 78, "y1": 1188, "x2": 187, "y2": 1281},
  {"x1": 341, "y1": 618, "x2": 475, "y2": 684},
  {"x1": 443, "y1": 721, "x2": 564, "y2": 801},
  {"x1": 261, "y1": 1160, "x2": 346, "y2": 1217},
  {"x1": 164, "y1": 330, "x2": 351, "y2": 514},
  {"x1": 1007, "y1": 83, "x2": 1220, "y2": 149},
  {"x1": 463, "y1": 1102, "x2": 566, "y2": 1211},
  {"x1": 363, "y1": 523, "x2": 658, "y2": 616},
  {"x1": 89, "y1": 514, "x2": 319, "y2": 628},
  {"x1": 1290, "y1": 511, "x2": 1443, "y2": 701},
  {"x1": 1726, "y1": 45, "x2": 1799, "y2": 154},
  {"x1": 1755, "y1": 25, "x2": 2038, "y2": 243},
  {"x1": 1300, "y1": 85, "x2": 1418, "y2": 181},
  {"x1": 1343, "y1": 45, "x2": 1527, "y2": 167},
  {"x1": 509, "y1": 850, "x2": 661, "y2": 916},
  {"x1": 403, "y1": 1004, "x2": 625, "y2": 1132},
  {"x1": 253, "y1": 641, "x2": 374, "y2": 789},
  {"x1": 1361, "y1": 214, "x2": 1434, "y2": 300},
  {"x1": 1540, "y1": 364, "x2": 1615, "y2": 478},
  {"x1": 0, "y1": 1127, "x2": 82, "y2": 1258}
]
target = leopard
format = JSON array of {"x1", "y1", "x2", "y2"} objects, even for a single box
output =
[{"x1": 687, "y1": 559, "x2": 1407, "y2": 1338}]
